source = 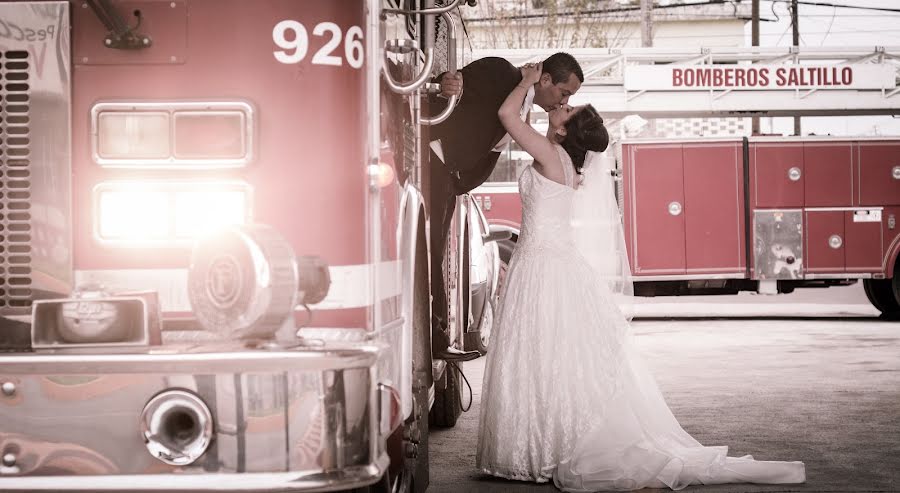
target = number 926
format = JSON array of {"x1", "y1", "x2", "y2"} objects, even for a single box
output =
[{"x1": 272, "y1": 20, "x2": 364, "y2": 69}]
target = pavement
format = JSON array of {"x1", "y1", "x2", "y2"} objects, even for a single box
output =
[{"x1": 427, "y1": 284, "x2": 900, "y2": 492}]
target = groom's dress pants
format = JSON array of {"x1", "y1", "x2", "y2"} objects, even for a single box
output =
[{"x1": 429, "y1": 148, "x2": 457, "y2": 355}]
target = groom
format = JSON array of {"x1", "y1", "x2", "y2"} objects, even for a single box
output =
[{"x1": 427, "y1": 52, "x2": 584, "y2": 361}]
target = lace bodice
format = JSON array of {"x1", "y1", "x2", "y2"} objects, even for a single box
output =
[{"x1": 515, "y1": 145, "x2": 577, "y2": 255}]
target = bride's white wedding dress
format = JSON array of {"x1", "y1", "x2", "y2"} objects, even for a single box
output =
[{"x1": 476, "y1": 145, "x2": 805, "y2": 491}]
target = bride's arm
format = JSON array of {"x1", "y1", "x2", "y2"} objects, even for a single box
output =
[{"x1": 498, "y1": 64, "x2": 559, "y2": 172}]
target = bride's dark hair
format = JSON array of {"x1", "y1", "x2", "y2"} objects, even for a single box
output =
[{"x1": 560, "y1": 105, "x2": 609, "y2": 174}]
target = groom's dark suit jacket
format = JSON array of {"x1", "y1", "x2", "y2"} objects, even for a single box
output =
[{"x1": 429, "y1": 57, "x2": 522, "y2": 194}]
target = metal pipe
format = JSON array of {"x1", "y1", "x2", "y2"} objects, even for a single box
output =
[
  {"x1": 367, "y1": 0, "x2": 382, "y2": 331},
  {"x1": 383, "y1": 0, "x2": 462, "y2": 16},
  {"x1": 140, "y1": 390, "x2": 214, "y2": 466},
  {"x1": 420, "y1": 92, "x2": 457, "y2": 126},
  {"x1": 421, "y1": 12, "x2": 459, "y2": 126},
  {"x1": 383, "y1": 47, "x2": 435, "y2": 95}
]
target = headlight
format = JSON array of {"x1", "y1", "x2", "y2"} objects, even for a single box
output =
[
  {"x1": 96, "y1": 112, "x2": 171, "y2": 160},
  {"x1": 174, "y1": 190, "x2": 248, "y2": 238},
  {"x1": 97, "y1": 188, "x2": 170, "y2": 241},
  {"x1": 92, "y1": 101, "x2": 254, "y2": 168},
  {"x1": 94, "y1": 181, "x2": 252, "y2": 246}
]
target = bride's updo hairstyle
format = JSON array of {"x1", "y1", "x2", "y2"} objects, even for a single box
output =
[{"x1": 560, "y1": 105, "x2": 609, "y2": 174}]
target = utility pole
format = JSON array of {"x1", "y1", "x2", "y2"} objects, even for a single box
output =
[
  {"x1": 641, "y1": 0, "x2": 653, "y2": 47},
  {"x1": 751, "y1": 0, "x2": 760, "y2": 135},
  {"x1": 791, "y1": 0, "x2": 801, "y2": 135}
]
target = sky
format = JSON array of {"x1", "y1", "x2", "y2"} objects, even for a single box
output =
[{"x1": 749, "y1": 0, "x2": 900, "y2": 135}]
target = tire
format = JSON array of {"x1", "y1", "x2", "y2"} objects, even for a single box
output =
[
  {"x1": 465, "y1": 238, "x2": 509, "y2": 355},
  {"x1": 429, "y1": 362, "x2": 462, "y2": 428},
  {"x1": 404, "y1": 221, "x2": 430, "y2": 493},
  {"x1": 893, "y1": 269, "x2": 900, "y2": 311},
  {"x1": 497, "y1": 238, "x2": 515, "y2": 267},
  {"x1": 464, "y1": 297, "x2": 493, "y2": 354},
  {"x1": 409, "y1": 393, "x2": 429, "y2": 493},
  {"x1": 496, "y1": 237, "x2": 514, "y2": 297},
  {"x1": 863, "y1": 278, "x2": 900, "y2": 318}
]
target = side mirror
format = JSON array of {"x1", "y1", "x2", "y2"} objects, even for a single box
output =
[{"x1": 482, "y1": 230, "x2": 512, "y2": 244}]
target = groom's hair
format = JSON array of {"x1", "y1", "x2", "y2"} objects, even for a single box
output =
[{"x1": 542, "y1": 52, "x2": 584, "y2": 84}]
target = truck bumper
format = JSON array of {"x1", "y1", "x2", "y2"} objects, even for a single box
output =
[
  {"x1": 0, "y1": 343, "x2": 388, "y2": 492},
  {"x1": 0, "y1": 454, "x2": 388, "y2": 492}
]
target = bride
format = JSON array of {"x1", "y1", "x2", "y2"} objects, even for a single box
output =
[{"x1": 475, "y1": 62, "x2": 806, "y2": 491}]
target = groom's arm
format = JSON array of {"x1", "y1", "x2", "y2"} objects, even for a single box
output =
[{"x1": 429, "y1": 57, "x2": 519, "y2": 144}]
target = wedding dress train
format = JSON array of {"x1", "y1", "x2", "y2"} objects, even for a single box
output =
[{"x1": 475, "y1": 146, "x2": 805, "y2": 491}]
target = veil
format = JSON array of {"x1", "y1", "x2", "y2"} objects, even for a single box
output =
[{"x1": 571, "y1": 150, "x2": 635, "y2": 320}]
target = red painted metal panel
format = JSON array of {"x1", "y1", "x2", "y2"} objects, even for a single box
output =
[
  {"x1": 844, "y1": 211, "x2": 883, "y2": 272},
  {"x1": 803, "y1": 143, "x2": 853, "y2": 207},
  {"x1": 472, "y1": 191, "x2": 523, "y2": 231},
  {"x1": 751, "y1": 143, "x2": 804, "y2": 208},
  {"x1": 73, "y1": 1, "x2": 188, "y2": 65},
  {"x1": 858, "y1": 142, "x2": 900, "y2": 206},
  {"x1": 804, "y1": 211, "x2": 844, "y2": 272},
  {"x1": 682, "y1": 142, "x2": 745, "y2": 273},
  {"x1": 627, "y1": 144, "x2": 686, "y2": 275},
  {"x1": 71, "y1": 0, "x2": 369, "y2": 270}
]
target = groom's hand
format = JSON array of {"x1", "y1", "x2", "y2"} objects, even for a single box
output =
[{"x1": 440, "y1": 71, "x2": 463, "y2": 99}]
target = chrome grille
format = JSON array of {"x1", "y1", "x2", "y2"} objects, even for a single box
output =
[{"x1": 1, "y1": 50, "x2": 32, "y2": 309}]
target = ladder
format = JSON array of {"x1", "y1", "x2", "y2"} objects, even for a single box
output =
[{"x1": 471, "y1": 46, "x2": 900, "y2": 118}]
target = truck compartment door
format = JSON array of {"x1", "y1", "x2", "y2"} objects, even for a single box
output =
[{"x1": 626, "y1": 144, "x2": 686, "y2": 275}]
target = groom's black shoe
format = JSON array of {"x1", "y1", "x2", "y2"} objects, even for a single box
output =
[{"x1": 434, "y1": 346, "x2": 481, "y2": 362}]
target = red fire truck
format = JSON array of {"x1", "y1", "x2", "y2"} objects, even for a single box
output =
[
  {"x1": 0, "y1": 0, "x2": 493, "y2": 491},
  {"x1": 473, "y1": 47, "x2": 900, "y2": 320}
]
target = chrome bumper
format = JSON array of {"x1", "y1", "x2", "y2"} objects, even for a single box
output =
[
  {"x1": 0, "y1": 455, "x2": 389, "y2": 492},
  {"x1": 0, "y1": 342, "x2": 388, "y2": 491}
]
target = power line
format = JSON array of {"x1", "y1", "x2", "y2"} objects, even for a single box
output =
[
  {"x1": 464, "y1": 0, "x2": 748, "y2": 23},
  {"x1": 772, "y1": 0, "x2": 900, "y2": 13},
  {"x1": 464, "y1": 0, "x2": 900, "y2": 24},
  {"x1": 820, "y1": 5, "x2": 837, "y2": 46},
  {"x1": 636, "y1": 28, "x2": 900, "y2": 39}
]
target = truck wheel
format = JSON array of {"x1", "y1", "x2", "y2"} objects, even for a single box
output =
[
  {"x1": 893, "y1": 265, "x2": 900, "y2": 312},
  {"x1": 496, "y1": 238, "x2": 514, "y2": 294},
  {"x1": 863, "y1": 279, "x2": 900, "y2": 318},
  {"x1": 429, "y1": 362, "x2": 463, "y2": 428},
  {"x1": 404, "y1": 223, "x2": 431, "y2": 493},
  {"x1": 465, "y1": 298, "x2": 493, "y2": 354},
  {"x1": 497, "y1": 239, "x2": 515, "y2": 270}
]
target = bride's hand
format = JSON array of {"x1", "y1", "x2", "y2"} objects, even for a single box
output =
[{"x1": 519, "y1": 62, "x2": 542, "y2": 86}]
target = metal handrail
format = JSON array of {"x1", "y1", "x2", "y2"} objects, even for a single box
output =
[
  {"x1": 421, "y1": 11, "x2": 459, "y2": 125},
  {"x1": 383, "y1": 46, "x2": 435, "y2": 95}
]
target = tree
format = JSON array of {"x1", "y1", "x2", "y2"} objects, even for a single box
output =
[{"x1": 462, "y1": 0, "x2": 633, "y2": 50}]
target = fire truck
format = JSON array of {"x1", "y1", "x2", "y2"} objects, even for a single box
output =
[
  {"x1": 473, "y1": 47, "x2": 900, "y2": 320},
  {"x1": 0, "y1": 0, "x2": 494, "y2": 491}
]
